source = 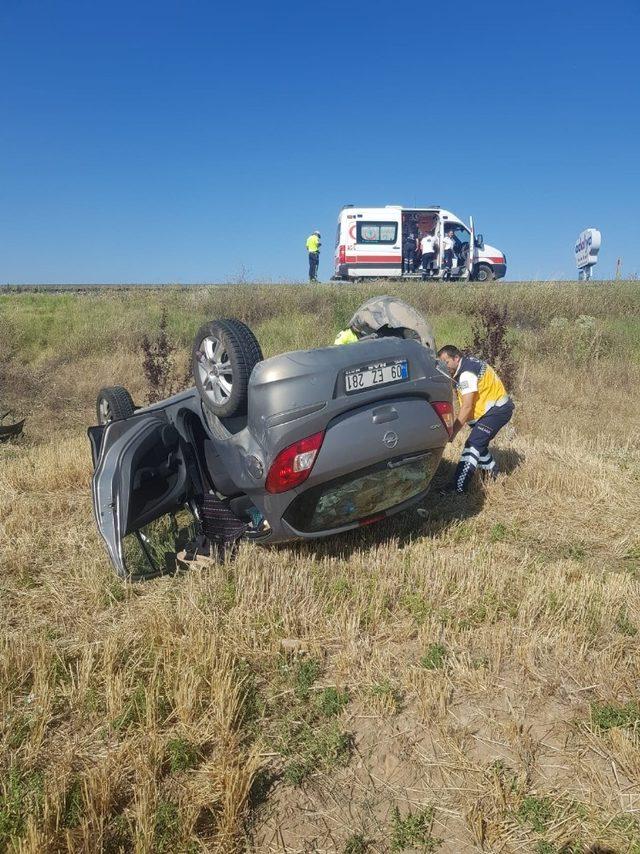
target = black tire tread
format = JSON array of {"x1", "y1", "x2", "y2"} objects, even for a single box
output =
[
  {"x1": 192, "y1": 318, "x2": 263, "y2": 418},
  {"x1": 96, "y1": 385, "x2": 135, "y2": 423},
  {"x1": 475, "y1": 264, "x2": 495, "y2": 282},
  {"x1": 224, "y1": 318, "x2": 263, "y2": 370}
]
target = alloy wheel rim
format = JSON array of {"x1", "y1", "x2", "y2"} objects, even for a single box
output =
[
  {"x1": 196, "y1": 335, "x2": 233, "y2": 405},
  {"x1": 99, "y1": 399, "x2": 112, "y2": 424}
]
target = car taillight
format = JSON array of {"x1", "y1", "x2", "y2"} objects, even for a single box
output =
[
  {"x1": 265, "y1": 431, "x2": 325, "y2": 494},
  {"x1": 338, "y1": 245, "x2": 346, "y2": 264},
  {"x1": 431, "y1": 401, "x2": 454, "y2": 439}
]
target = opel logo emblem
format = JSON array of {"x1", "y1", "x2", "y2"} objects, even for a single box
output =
[{"x1": 383, "y1": 430, "x2": 398, "y2": 449}]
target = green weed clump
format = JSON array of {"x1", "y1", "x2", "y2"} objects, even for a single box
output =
[
  {"x1": 61, "y1": 778, "x2": 84, "y2": 828},
  {"x1": 420, "y1": 643, "x2": 448, "y2": 670},
  {"x1": 344, "y1": 832, "x2": 370, "y2": 853},
  {"x1": 591, "y1": 701, "x2": 640, "y2": 732},
  {"x1": 293, "y1": 658, "x2": 322, "y2": 700},
  {"x1": 316, "y1": 686, "x2": 349, "y2": 717},
  {"x1": 0, "y1": 767, "x2": 44, "y2": 848},
  {"x1": 282, "y1": 721, "x2": 352, "y2": 786},
  {"x1": 390, "y1": 805, "x2": 442, "y2": 852},
  {"x1": 166, "y1": 737, "x2": 201, "y2": 772},
  {"x1": 153, "y1": 800, "x2": 183, "y2": 854},
  {"x1": 265, "y1": 654, "x2": 353, "y2": 786},
  {"x1": 517, "y1": 795, "x2": 555, "y2": 832}
]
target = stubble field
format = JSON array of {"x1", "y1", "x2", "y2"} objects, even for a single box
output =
[{"x1": 1, "y1": 280, "x2": 639, "y2": 853}]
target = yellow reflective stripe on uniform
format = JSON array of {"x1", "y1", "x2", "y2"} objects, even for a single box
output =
[
  {"x1": 306, "y1": 235, "x2": 319, "y2": 252},
  {"x1": 474, "y1": 364, "x2": 508, "y2": 419},
  {"x1": 456, "y1": 363, "x2": 508, "y2": 420}
]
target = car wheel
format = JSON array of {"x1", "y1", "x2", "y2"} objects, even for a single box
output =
[
  {"x1": 96, "y1": 386, "x2": 136, "y2": 424},
  {"x1": 192, "y1": 318, "x2": 263, "y2": 418},
  {"x1": 475, "y1": 264, "x2": 495, "y2": 282}
]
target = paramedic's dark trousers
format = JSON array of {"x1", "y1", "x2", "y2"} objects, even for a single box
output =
[
  {"x1": 403, "y1": 251, "x2": 414, "y2": 274},
  {"x1": 308, "y1": 252, "x2": 319, "y2": 281},
  {"x1": 421, "y1": 252, "x2": 435, "y2": 278},
  {"x1": 443, "y1": 249, "x2": 454, "y2": 276},
  {"x1": 453, "y1": 399, "x2": 514, "y2": 493}
]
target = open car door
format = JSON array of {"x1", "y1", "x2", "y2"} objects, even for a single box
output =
[
  {"x1": 466, "y1": 215, "x2": 475, "y2": 279},
  {"x1": 89, "y1": 414, "x2": 199, "y2": 579}
]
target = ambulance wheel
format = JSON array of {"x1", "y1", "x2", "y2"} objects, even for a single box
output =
[
  {"x1": 96, "y1": 386, "x2": 136, "y2": 424},
  {"x1": 475, "y1": 264, "x2": 495, "y2": 282},
  {"x1": 192, "y1": 318, "x2": 263, "y2": 418}
]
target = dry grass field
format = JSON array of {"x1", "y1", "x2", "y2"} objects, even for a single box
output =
[{"x1": 1, "y1": 281, "x2": 639, "y2": 853}]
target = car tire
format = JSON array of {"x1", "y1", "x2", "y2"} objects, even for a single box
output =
[
  {"x1": 475, "y1": 263, "x2": 495, "y2": 282},
  {"x1": 192, "y1": 318, "x2": 263, "y2": 418},
  {"x1": 96, "y1": 386, "x2": 136, "y2": 424}
]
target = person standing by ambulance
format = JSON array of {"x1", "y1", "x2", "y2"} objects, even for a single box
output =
[
  {"x1": 420, "y1": 228, "x2": 438, "y2": 279},
  {"x1": 306, "y1": 231, "x2": 321, "y2": 282},
  {"x1": 437, "y1": 345, "x2": 514, "y2": 493},
  {"x1": 402, "y1": 229, "x2": 418, "y2": 275},
  {"x1": 442, "y1": 228, "x2": 455, "y2": 278}
]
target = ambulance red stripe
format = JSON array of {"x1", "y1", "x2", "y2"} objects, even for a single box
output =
[{"x1": 343, "y1": 255, "x2": 400, "y2": 263}]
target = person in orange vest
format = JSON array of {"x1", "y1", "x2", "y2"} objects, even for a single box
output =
[{"x1": 306, "y1": 231, "x2": 321, "y2": 282}]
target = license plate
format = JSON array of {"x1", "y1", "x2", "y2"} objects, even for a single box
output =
[{"x1": 344, "y1": 360, "x2": 408, "y2": 393}]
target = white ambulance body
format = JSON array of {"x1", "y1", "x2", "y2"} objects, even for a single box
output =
[{"x1": 333, "y1": 205, "x2": 507, "y2": 282}]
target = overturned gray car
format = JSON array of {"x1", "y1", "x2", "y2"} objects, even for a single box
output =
[{"x1": 89, "y1": 297, "x2": 454, "y2": 578}]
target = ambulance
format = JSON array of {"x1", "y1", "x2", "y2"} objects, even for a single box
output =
[{"x1": 333, "y1": 205, "x2": 506, "y2": 282}]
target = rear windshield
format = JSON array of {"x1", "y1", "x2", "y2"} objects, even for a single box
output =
[
  {"x1": 284, "y1": 454, "x2": 437, "y2": 533},
  {"x1": 356, "y1": 221, "x2": 398, "y2": 245}
]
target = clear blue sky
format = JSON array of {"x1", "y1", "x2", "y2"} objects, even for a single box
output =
[{"x1": 1, "y1": 0, "x2": 639, "y2": 283}]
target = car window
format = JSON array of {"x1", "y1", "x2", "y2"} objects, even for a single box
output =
[
  {"x1": 356, "y1": 221, "x2": 398, "y2": 245},
  {"x1": 449, "y1": 224, "x2": 470, "y2": 247},
  {"x1": 284, "y1": 456, "x2": 437, "y2": 533},
  {"x1": 122, "y1": 507, "x2": 197, "y2": 578}
]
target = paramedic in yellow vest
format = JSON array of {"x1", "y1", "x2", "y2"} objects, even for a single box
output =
[
  {"x1": 306, "y1": 231, "x2": 321, "y2": 282},
  {"x1": 437, "y1": 345, "x2": 514, "y2": 493},
  {"x1": 334, "y1": 326, "x2": 359, "y2": 345}
]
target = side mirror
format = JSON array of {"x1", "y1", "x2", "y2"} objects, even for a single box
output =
[{"x1": 475, "y1": 234, "x2": 484, "y2": 250}]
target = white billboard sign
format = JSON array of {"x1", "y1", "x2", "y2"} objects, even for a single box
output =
[{"x1": 575, "y1": 228, "x2": 601, "y2": 269}]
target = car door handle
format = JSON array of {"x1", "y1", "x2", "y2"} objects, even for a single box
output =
[{"x1": 387, "y1": 452, "x2": 431, "y2": 469}]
